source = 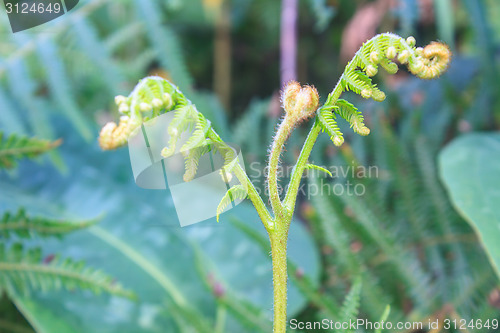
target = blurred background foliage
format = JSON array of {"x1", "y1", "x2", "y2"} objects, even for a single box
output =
[{"x1": 0, "y1": 0, "x2": 499, "y2": 332}]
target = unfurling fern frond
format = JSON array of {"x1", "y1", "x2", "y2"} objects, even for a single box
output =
[
  {"x1": 0, "y1": 243, "x2": 135, "y2": 299},
  {"x1": 341, "y1": 34, "x2": 450, "y2": 100},
  {"x1": 336, "y1": 277, "x2": 362, "y2": 333},
  {"x1": 216, "y1": 185, "x2": 248, "y2": 222},
  {"x1": 304, "y1": 163, "x2": 332, "y2": 177},
  {"x1": 99, "y1": 77, "x2": 217, "y2": 157},
  {"x1": 0, "y1": 132, "x2": 61, "y2": 169},
  {"x1": 99, "y1": 76, "x2": 188, "y2": 151},
  {"x1": 319, "y1": 33, "x2": 451, "y2": 147},
  {"x1": 0, "y1": 209, "x2": 98, "y2": 239}
]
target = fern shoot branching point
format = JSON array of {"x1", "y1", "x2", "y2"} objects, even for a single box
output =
[{"x1": 98, "y1": 33, "x2": 451, "y2": 332}]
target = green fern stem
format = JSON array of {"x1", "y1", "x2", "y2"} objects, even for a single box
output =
[
  {"x1": 207, "y1": 128, "x2": 273, "y2": 228},
  {"x1": 267, "y1": 117, "x2": 290, "y2": 221},
  {"x1": 266, "y1": 77, "x2": 341, "y2": 333},
  {"x1": 269, "y1": 227, "x2": 289, "y2": 333}
]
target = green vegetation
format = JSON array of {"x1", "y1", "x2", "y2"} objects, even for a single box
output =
[{"x1": 0, "y1": 0, "x2": 499, "y2": 332}]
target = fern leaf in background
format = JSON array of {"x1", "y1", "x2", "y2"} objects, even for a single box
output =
[
  {"x1": 336, "y1": 277, "x2": 361, "y2": 333},
  {"x1": 0, "y1": 209, "x2": 97, "y2": 239},
  {"x1": 0, "y1": 243, "x2": 135, "y2": 299},
  {"x1": 0, "y1": 132, "x2": 61, "y2": 169}
]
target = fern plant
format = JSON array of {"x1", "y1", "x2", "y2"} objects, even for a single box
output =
[
  {"x1": 0, "y1": 133, "x2": 61, "y2": 170},
  {"x1": 0, "y1": 132, "x2": 135, "y2": 331},
  {"x1": 99, "y1": 33, "x2": 451, "y2": 332}
]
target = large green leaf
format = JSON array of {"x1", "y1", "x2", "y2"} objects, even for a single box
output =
[
  {"x1": 439, "y1": 133, "x2": 500, "y2": 278},
  {"x1": 0, "y1": 126, "x2": 320, "y2": 332}
]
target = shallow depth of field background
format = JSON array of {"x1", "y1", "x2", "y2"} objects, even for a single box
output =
[{"x1": 0, "y1": 0, "x2": 500, "y2": 332}]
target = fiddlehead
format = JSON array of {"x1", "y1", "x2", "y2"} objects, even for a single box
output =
[
  {"x1": 98, "y1": 76, "x2": 217, "y2": 182},
  {"x1": 317, "y1": 33, "x2": 451, "y2": 147},
  {"x1": 98, "y1": 76, "x2": 271, "y2": 225},
  {"x1": 99, "y1": 76, "x2": 180, "y2": 150}
]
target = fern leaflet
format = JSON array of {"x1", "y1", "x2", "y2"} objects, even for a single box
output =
[
  {"x1": 0, "y1": 132, "x2": 61, "y2": 169},
  {"x1": 336, "y1": 277, "x2": 362, "y2": 333},
  {"x1": 216, "y1": 185, "x2": 248, "y2": 222},
  {"x1": 0, "y1": 209, "x2": 98, "y2": 239},
  {"x1": 317, "y1": 108, "x2": 344, "y2": 146},
  {"x1": 0, "y1": 243, "x2": 135, "y2": 299},
  {"x1": 304, "y1": 164, "x2": 332, "y2": 177}
]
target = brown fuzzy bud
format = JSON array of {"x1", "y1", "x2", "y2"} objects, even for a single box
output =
[
  {"x1": 281, "y1": 81, "x2": 319, "y2": 122},
  {"x1": 296, "y1": 85, "x2": 319, "y2": 118},
  {"x1": 281, "y1": 80, "x2": 301, "y2": 113}
]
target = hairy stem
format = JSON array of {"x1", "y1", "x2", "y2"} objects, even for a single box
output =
[
  {"x1": 270, "y1": 227, "x2": 289, "y2": 333},
  {"x1": 268, "y1": 116, "x2": 292, "y2": 222},
  {"x1": 283, "y1": 122, "x2": 321, "y2": 213}
]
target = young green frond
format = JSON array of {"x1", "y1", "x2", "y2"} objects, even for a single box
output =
[
  {"x1": 216, "y1": 185, "x2": 248, "y2": 222},
  {"x1": 0, "y1": 132, "x2": 61, "y2": 169},
  {"x1": 0, "y1": 209, "x2": 98, "y2": 239},
  {"x1": 99, "y1": 76, "x2": 196, "y2": 151},
  {"x1": 339, "y1": 33, "x2": 451, "y2": 103},
  {"x1": 0, "y1": 243, "x2": 135, "y2": 299},
  {"x1": 318, "y1": 33, "x2": 451, "y2": 147}
]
